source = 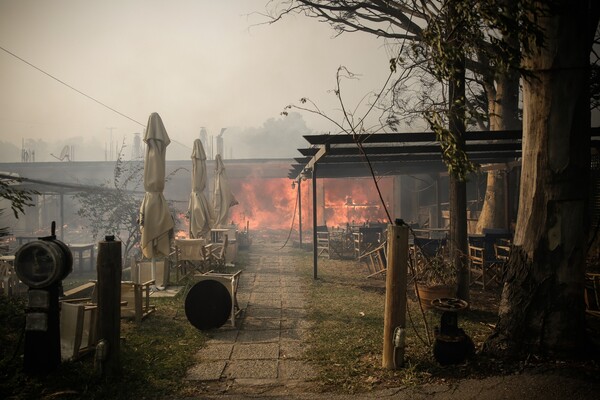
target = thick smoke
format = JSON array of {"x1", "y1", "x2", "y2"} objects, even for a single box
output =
[
  {"x1": 221, "y1": 112, "x2": 314, "y2": 159},
  {"x1": 2, "y1": 112, "x2": 316, "y2": 162}
]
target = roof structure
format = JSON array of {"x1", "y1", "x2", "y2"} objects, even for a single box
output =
[
  {"x1": 290, "y1": 128, "x2": 600, "y2": 279},
  {"x1": 288, "y1": 128, "x2": 600, "y2": 179}
]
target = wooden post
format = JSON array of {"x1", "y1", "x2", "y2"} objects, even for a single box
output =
[
  {"x1": 312, "y1": 165, "x2": 318, "y2": 279},
  {"x1": 298, "y1": 178, "x2": 303, "y2": 247},
  {"x1": 382, "y1": 223, "x2": 408, "y2": 369},
  {"x1": 96, "y1": 236, "x2": 122, "y2": 376}
]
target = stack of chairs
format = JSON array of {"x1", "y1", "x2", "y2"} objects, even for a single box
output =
[{"x1": 468, "y1": 229, "x2": 512, "y2": 290}]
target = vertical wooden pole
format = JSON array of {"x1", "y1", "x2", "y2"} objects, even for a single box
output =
[
  {"x1": 382, "y1": 224, "x2": 408, "y2": 369},
  {"x1": 96, "y1": 236, "x2": 122, "y2": 376},
  {"x1": 59, "y1": 193, "x2": 64, "y2": 241},
  {"x1": 312, "y1": 166, "x2": 318, "y2": 279},
  {"x1": 298, "y1": 178, "x2": 303, "y2": 247}
]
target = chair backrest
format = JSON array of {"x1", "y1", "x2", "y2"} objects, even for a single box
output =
[
  {"x1": 482, "y1": 232, "x2": 512, "y2": 262},
  {"x1": 217, "y1": 235, "x2": 229, "y2": 260},
  {"x1": 359, "y1": 227, "x2": 383, "y2": 244},
  {"x1": 175, "y1": 238, "x2": 206, "y2": 261},
  {"x1": 60, "y1": 302, "x2": 85, "y2": 361},
  {"x1": 135, "y1": 260, "x2": 166, "y2": 287}
]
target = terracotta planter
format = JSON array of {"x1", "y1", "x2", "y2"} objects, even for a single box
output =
[{"x1": 416, "y1": 284, "x2": 456, "y2": 311}]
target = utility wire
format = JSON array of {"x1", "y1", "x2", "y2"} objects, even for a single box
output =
[
  {"x1": 0, "y1": 45, "x2": 193, "y2": 150},
  {"x1": 0, "y1": 45, "x2": 146, "y2": 127}
]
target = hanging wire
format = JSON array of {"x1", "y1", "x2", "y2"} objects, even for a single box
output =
[
  {"x1": 0, "y1": 45, "x2": 145, "y2": 127},
  {"x1": 1, "y1": 45, "x2": 194, "y2": 151},
  {"x1": 278, "y1": 180, "x2": 301, "y2": 250}
]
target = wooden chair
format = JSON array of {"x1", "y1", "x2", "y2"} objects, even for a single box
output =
[
  {"x1": 206, "y1": 235, "x2": 228, "y2": 269},
  {"x1": 316, "y1": 226, "x2": 330, "y2": 258},
  {"x1": 360, "y1": 240, "x2": 387, "y2": 279},
  {"x1": 60, "y1": 282, "x2": 98, "y2": 360},
  {"x1": 121, "y1": 261, "x2": 157, "y2": 323},
  {"x1": 353, "y1": 226, "x2": 384, "y2": 259},
  {"x1": 60, "y1": 301, "x2": 97, "y2": 361},
  {"x1": 468, "y1": 234, "x2": 510, "y2": 290},
  {"x1": 585, "y1": 273, "x2": 600, "y2": 318},
  {"x1": 174, "y1": 238, "x2": 209, "y2": 280},
  {"x1": 135, "y1": 259, "x2": 168, "y2": 288}
]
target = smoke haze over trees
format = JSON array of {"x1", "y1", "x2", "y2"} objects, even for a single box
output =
[{"x1": 0, "y1": 112, "x2": 314, "y2": 162}]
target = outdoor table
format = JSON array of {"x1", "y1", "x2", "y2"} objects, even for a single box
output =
[
  {"x1": 0, "y1": 255, "x2": 15, "y2": 265},
  {"x1": 16, "y1": 236, "x2": 39, "y2": 247},
  {"x1": 210, "y1": 228, "x2": 230, "y2": 244},
  {"x1": 68, "y1": 243, "x2": 95, "y2": 273}
]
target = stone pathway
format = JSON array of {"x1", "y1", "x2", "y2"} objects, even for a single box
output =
[{"x1": 185, "y1": 243, "x2": 317, "y2": 395}]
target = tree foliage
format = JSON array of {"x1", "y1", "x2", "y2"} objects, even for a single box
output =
[
  {"x1": 267, "y1": 0, "x2": 539, "y2": 176},
  {"x1": 75, "y1": 145, "x2": 144, "y2": 262},
  {"x1": 0, "y1": 174, "x2": 37, "y2": 236}
]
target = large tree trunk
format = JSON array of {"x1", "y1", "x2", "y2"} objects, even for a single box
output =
[
  {"x1": 484, "y1": 1, "x2": 598, "y2": 358},
  {"x1": 475, "y1": 0, "x2": 521, "y2": 234},
  {"x1": 475, "y1": 72, "x2": 520, "y2": 233}
]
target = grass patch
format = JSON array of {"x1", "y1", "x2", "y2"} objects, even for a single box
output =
[
  {"x1": 0, "y1": 283, "x2": 207, "y2": 400},
  {"x1": 298, "y1": 254, "x2": 507, "y2": 393}
]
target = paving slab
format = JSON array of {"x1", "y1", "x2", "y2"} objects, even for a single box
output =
[
  {"x1": 186, "y1": 361, "x2": 226, "y2": 381},
  {"x1": 205, "y1": 329, "x2": 239, "y2": 343},
  {"x1": 237, "y1": 329, "x2": 280, "y2": 343},
  {"x1": 242, "y1": 316, "x2": 281, "y2": 330},
  {"x1": 184, "y1": 243, "x2": 319, "y2": 393},
  {"x1": 194, "y1": 343, "x2": 234, "y2": 360},
  {"x1": 224, "y1": 360, "x2": 279, "y2": 379},
  {"x1": 231, "y1": 342, "x2": 279, "y2": 359},
  {"x1": 245, "y1": 306, "x2": 282, "y2": 319}
]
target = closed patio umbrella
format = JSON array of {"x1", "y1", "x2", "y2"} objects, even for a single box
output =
[
  {"x1": 189, "y1": 139, "x2": 213, "y2": 238},
  {"x1": 139, "y1": 112, "x2": 174, "y2": 264},
  {"x1": 212, "y1": 154, "x2": 238, "y2": 228}
]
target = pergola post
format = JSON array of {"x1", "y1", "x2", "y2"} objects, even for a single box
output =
[{"x1": 312, "y1": 164, "x2": 318, "y2": 279}]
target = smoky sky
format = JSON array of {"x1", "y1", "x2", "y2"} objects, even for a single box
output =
[
  {"x1": 0, "y1": 0, "x2": 391, "y2": 159},
  {"x1": 0, "y1": 111, "x2": 312, "y2": 162}
]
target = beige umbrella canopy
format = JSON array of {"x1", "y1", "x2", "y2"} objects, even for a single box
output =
[
  {"x1": 139, "y1": 112, "x2": 174, "y2": 259},
  {"x1": 212, "y1": 154, "x2": 238, "y2": 228},
  {"x1": 189, "y1": 139, "x2": 214, "y2": 238}
]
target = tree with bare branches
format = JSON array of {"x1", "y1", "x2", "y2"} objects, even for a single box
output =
[{"x1": 268, "y1": 0, "x2": 600, "y2": 357}]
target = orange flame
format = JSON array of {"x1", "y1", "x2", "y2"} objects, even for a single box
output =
[{"x1": 228, "y1": 177, "x2": 393, "y2": 231}]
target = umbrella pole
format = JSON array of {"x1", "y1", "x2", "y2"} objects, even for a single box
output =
[{"x1": 151, "y1": 257, "x2": 163, "y2": 290}]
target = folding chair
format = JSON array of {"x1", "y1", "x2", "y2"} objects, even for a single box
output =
[
  {"x1": 205, "y1": 235, "x2": 228, "y2": 270},
  {"x1": 60, "y1": 301, "x2": 97, "y2": 361},
  {"x1": 585, "y1": 273, "x2": 600, "y2": 318},
  {"x1": 174, "y1": 238, "x2": 209, "y2": 280},
  {"x1": 316, "y1": 226, "x2": 330, "y2": 258},
  {"x1": 360, "y1": 240, "x2": 387, "y2": 278}
]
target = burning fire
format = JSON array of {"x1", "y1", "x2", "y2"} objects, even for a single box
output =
[
  {"x1": 321, "y1": 177, "x2": 392, "y2": 228},
  {"x1": 227, "y1": 177, "x2": 393, "y2": 231}
]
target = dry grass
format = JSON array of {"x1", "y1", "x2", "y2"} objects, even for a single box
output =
[
  {"x1": 0, "y1": 290, "x2": 207, "y2": 400},
  {"x1": 294, "y1": 250, "x2": 600, "y2": 394},
  {"x1": 1, "y1": 245, "x2": 599, "y2": 398}
]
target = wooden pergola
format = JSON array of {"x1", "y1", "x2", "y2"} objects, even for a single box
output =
[
  {"x1": 288, "y1": 130, "x2": 522, "y2": 179},
  {"x1": 289, "y1": 128, "x2": 600, "y2": 279}
]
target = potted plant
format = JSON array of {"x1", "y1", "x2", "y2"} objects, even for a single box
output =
[{"x1": 413, "y1": 248, "x2": 457, "y2": 310}]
